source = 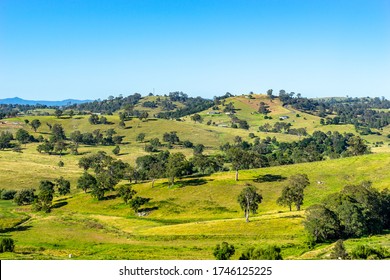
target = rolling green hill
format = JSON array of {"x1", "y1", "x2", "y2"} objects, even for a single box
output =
[{"x1": 1, "y1": 94, "x2": 390, "y2": 260}]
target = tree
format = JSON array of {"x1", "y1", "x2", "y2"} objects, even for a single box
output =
[
  {"x1": 54, "y1": 109, "x2": 63, "y2": 118},
  {"x1": 237, "y1": 185, "x2": 263, "y2": 222},
  {"x1": 277, "y1": 174, "x2": 309, "y2": 211},
  {"x1": 166, "y1": 152, "x2": 187, "y2": 187},
  {"x1": 347, "y1": 136, "x2": 369, "y2": 156},
  {"x1": 54, "y1": 140, "x2": 67, "y2": 156},
  {"x1": 213, "y1": 242, "x2": 235, "y2": 260},
  {"x1": 89, "y1": 114, "x2": 99, "y2": 125},
  {"x1": 13, "y1": 189, "x2": 36, "y2": 205},
  {"x1": 303, "y1": 204, "x2": 341, "y2": 243},
  {"x1": 30, "y1": 119, "x2": 41, "y2": 132},
  {"x1": 136, "y1": 133, "x2": 146, "y2": 142},
  {"x1": 15, "y1": 129, "x2": 31, "y2": 145},
  {"x1": 193, "y1": 144, "x2": 204, "y2": 155},
  {"x1": 330, "y1": 240, "x2": 349, "y2": 260},
  {"x1": 258, "y1": 102, "x2": 270, "y2": 114},
  {"x1": 226, "y1": 147, "x2": 252, "y2": 181},
  {"x1": 68, "y1": 110, "x2": 75, "y2": 118},
  {"x1": 130, "y1": 196, "x2": 150, "y2": 213},
  {"x1": 34, "y1": 180, "x2": 55, "y2": 213},
  {"x1": 0, "y1": 238, "x2": 15, "y2": 253},
  {"x1": 77, "y1": 172, "x2": 97, "y2": 193},
  {"x1": 191, "y1": 113, "x2": 202, "y2": 123},
  {"x1": 239, "y1": 245, "x2": 282, "y2": 260},
  {"x1": 55, "y1": 177, "x2": 71, "y2": 196},
  {"x1": 117, "y1": 185, "x2": 136, "y2": 204},
  {"x1": 51, "y1": 124, "x2": 66, "y2": 142},
  {"x1": 0, "y1": 131, "x2": 13, "y2": 150},
  {"x1": 112, "y1": 145, "x2": 120, "y2": 155}
]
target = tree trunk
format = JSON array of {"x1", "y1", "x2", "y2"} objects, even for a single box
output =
[
  {"x1": 296, "y1": 204, "x2": 301, "y2": 211},
  {"x1": 289, "y1": 205, "x2": 292, "y2": 211},
  {"x1": 245, "y1": 209, "x2": 249, "y2": 222},
  {"x1": 151, "y1": 178, "x2": 155, "y2": 188},
  {"x1": 235, "y1": 170, "x2": 239, "y2": 181}
]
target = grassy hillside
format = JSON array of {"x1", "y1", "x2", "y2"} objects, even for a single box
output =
[{"x1": 1, "y1": 153, "x2": 390, "y2": 260}]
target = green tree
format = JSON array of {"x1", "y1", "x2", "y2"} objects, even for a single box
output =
[
  {"x1": 191, "y1": 113, "x2": 202, "y2": 123},
  {"x1": 346, "y1": 136, "x2": 369, "y2": 156},
  {"x1": 136, "y1": 133, "x2": 146, "y2": 142},
  {"x1": 54, "y1": 109, "x2": 63, "y2": 118},
  {"x1": 0, "y1": 238, "x2": 15, "y2": 253},
  {"x1": 13, "y1": 189, "x2": 36, "y2": 205},
  {"x1": 34, "y1": 180, "x2": 55, "y2": 213},
  {"x1": 237, "y1": 185, "x2": 263, "y2": 222},
  {"x1": 226, "y1": 147, "x2": 252, "y2": 181},
  {"x1": 89, "y1": 114, "x2": 99, "y2": 125},
  {"x1": 303, "y1": 204, "x2": 341, "y2": 243},
  {"x1": 77, "y1": 172, "x2": 97, "y2": 193},
  {"x1": 55, "y1": 177, "x2": 71, "y2": 196},
  {"x1": 277, "y1": 174, "x2": 310, "y2": 211},
  {"x1": 330, "y1": 240, "x2": 349, "y2": 260},
  {"x1": 130, "y1": 197, "x2": 150, "y2": 213},
  {"x1": 50, "y1": 123, "x2": 66, "y2": 142},
  {"x1": 30, "y1": 119, "x2": 41, "y2": 132},
  {"x1": 166, "y1": 152, "x2": 187, "y2": 187},
  {"x1": 0, "y1": 131, "x2": 13, "y2": 150},
  {"x1": 15, "y1": 129, "x2": 31, "y2": 145},
  {"x1": 117, "y1": 185, "x2": 136, "y2": 204},
  {"x1": 213, "y1": 242, "x2": 235, "y2": 260},
  {"x1": 112, "y1": 145, "x2": 120, "y2": 155}
]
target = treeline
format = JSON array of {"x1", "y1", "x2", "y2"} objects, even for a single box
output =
[
  {"x1": 259, "y1": 122, "x2": 307, "y2": 136},
  {"x1": 304, "y1": 181, "x2": 390, "y2": 244},
  {"x1": 277, "y1": 90, "x2": 390, "y2": 130},
  {"x1": 220, "y1": 131, "x2": 370, "y2": 169}
]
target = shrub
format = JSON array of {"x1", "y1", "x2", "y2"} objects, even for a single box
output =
[
  {"x1": 213, "y1": 242, "x2": 235, "y2": 260},
  {"x1": 350, "y1": 245, "x2": 389, "y2": 260},
  {"x1": 1, "y1": 189, "x2": 17, "y2": 200},
  {"x1": 239, "y1": 245, "x2": 283, "y2": 260},
  {"x1": 0, "y1": 238, "x2": 15, "y2": 253}
]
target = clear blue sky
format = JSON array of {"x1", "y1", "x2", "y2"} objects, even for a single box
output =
[{"x1": 0, "y1": 0, "x2": 389, "y2": 100}]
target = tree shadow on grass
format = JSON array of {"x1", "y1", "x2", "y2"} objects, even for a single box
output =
[
  {"x1": 51, "y1": 201, "x2": 68, "y2": 209},
  {"x1": 254, "y1": 174, "x2": 287, "y2": 183},
  {"x1": 103, "y1": 194, "x2": 119, "y2": 201},
  {"x1": 0, "y1": 225, "x2": 32, "y2": 234}
]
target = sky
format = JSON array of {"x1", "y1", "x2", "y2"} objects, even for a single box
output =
[{"x1": 0, "y1": 0, "x2": 389, "y2": 100}]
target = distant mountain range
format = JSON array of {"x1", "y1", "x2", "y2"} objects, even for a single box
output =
[{"x1": 0, "y1": 97, "x2": 93, "y2": 106}]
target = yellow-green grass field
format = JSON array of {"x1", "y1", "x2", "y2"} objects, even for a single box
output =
[{"x1": 1, "y1": 153, "x2": 390, "y2": 260}]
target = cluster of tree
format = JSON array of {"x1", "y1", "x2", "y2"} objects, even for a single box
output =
[
  {"x1": 258, "y1": 102, "x2": 271, "y2": 114},
  {"x1": 70, "y1": 129, "x2": 124, "y2": 148},
  {"x1": 277, "y1": 174, "x2": 310, "y2": 211},
  {"x1": 77, "y1": 151, "x2": 129, "y2": 200},
  {"x1": 0, "y1": 131, "x2": 16, "y2": 150},
  {"x1": 229, "y1": 115, "x2": 249, "y2": 130},
  {"x1": 221, "y1": 132, "x2": 369, "y2": 180},
  {"x1": 277, "y1": 91, "x2": 390, "y2": 130},
  {"x1": 156, "y1": 96, "x2": 213, "y2": 119},
  {"x1": 11, "y1": 178, "x2": 70, "y2": 212},
  {"x1": 213, "y1": 242, "x2": 282, "y2": 260},
  {"x1": 142, "y1": 101, "x2": 157, "y2": 108},
  {"x1": 66, "y1": 93, "x2": 142, "y2": 114},
  {"x1": 304, "y1": 181, "x2": 390, "y2": 243},
  {"x1": 36, "y1": 124, "x2": 67, "y2": 155},
  {"x1": 0, "y1": 104, "x2": 50, "y2": 119},
  {"x1": 329, "y1": 239, "x2": 389, "y2": 260},
  {"x1": 117, "y1": 185, "x2": 150, "y2": 214},
  {"x1": 88, "y1": 114, "x2": 110, "y2": 125},
  {"x1": 258, "y1": 122, "x2": 307, "y2": 136}
]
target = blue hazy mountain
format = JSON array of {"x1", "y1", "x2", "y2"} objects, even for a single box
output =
[{"x1": 0, "y1": 97, "x2": 93, "y2": 106}]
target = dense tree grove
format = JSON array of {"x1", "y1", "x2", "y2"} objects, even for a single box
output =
[{"x1": 304, "y1": 182, "x2": 390, "y2": 243}]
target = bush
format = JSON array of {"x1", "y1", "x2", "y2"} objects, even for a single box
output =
[
  {"x1": 350, "y1": 245, "x2": 389, "y2": 260},
  {"x1": 239, "y1": 245, "x2": 283, "y2": 260},
  {"x1": 1, "y1": 189, "x2": 17, "y2": 200},
  {"x1": 13, "y1": 189, "x2": 36, "y2": 205},
  {"x1": 213, "y1": 242, "x2": 235, "y2": 260},
  {"x1": 58, "y1": 161, "x2": 64, "y2": 167},
  {"x1": 0, "y1": 238, "x2": 15, "y2": 253}
]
